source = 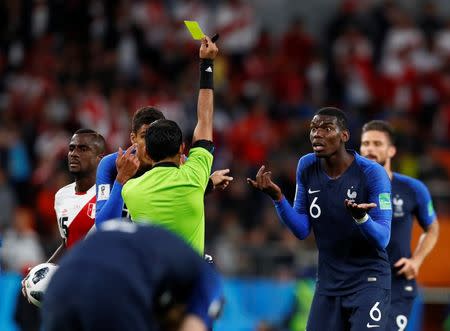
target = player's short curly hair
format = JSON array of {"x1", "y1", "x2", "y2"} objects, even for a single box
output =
[
  {"x1": 362, "y1": 120, "x2": 396, "y2": 145},
  {"x1": 73, "y1": 128, "x2": 106, "y2": 154},
  {"x1": 315, "y1": 107, "x2": 348, "y2": 131},
  {"x1": 131, "y1": 106, "x2": 165, "y2": 133},
  {"x1": 145, "y1": 120, "x2": 183, "y2": 162}
]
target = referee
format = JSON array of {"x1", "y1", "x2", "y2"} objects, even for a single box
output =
[{"x1": 122, "y1": 35, "x2": 219, "y2": 255}]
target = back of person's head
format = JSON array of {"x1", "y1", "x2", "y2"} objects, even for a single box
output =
[
  {"x1": 146, "y1": 120, "x2": 183, "y2": 162},
  {"x1": 315, "y1": 107, "x2": 349, "y2": 131},
  {"x1": 73, "y1": 128, "x2": 106, "y2": 155},
  {"x1": 362, "y1": 120, "x2": 396, "y2": 145},
  {"x1": 132, "y1": 106, "x2": 165, "y2": 133}
]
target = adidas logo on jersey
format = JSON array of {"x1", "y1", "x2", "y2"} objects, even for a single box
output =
[{"x1": 205, "y1": 66, "x2": 213, "y2": 72}]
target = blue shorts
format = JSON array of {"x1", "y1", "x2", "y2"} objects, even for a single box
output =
[
  {"x1": 387, "y1": 294, "x2": 415, "y2": 331},
  {"x1": 307, "y1": 287, "x2": 391, "y2": 331}
]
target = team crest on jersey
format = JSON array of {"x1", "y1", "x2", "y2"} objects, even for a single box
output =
[
  {"x1": 87, "y1": 203, "x2": 96, "y2": 219},
  {"x1": 393, "y1": 195, "x2": 404, "y2": 217},
  {"x1": 346, "y1": 186, "x2": 357, "y2": 199}
]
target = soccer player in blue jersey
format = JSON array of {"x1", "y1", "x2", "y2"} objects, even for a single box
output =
[
  {"x1": 41, "y1": 219, "x2": 224, "y2": 331},
  {"x1": 95, "y1": 107, "x2": 233, "y2": 226},
  {"x1": 248, "y1": 107, "x2": 393, "y2": 330},
  {"x1": 360, "y1": 120, "x2": 439, "y2": 331},
  {"x1": 95, "y1": 106, "x2": 165, "y2": 224}
]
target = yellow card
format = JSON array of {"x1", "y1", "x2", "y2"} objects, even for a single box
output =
[{"x1": 184, "y1": 20, "x2": 205, "y2": 40}]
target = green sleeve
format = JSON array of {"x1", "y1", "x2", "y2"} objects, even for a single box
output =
[{"x1": 182, "y1": 147, "x2": 213, "y2": 190}]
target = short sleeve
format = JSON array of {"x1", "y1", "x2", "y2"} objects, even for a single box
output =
[{"x1": 182, "y1": 147, "x2": 214, "y2": 190}]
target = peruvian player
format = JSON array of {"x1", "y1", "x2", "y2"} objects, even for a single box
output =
[
  {"x1": 22, "y1": 129, "x2": 105, "y2": 302},
  {"x1": 50, "y1": 129, "x2": 106, "y2": 260}
]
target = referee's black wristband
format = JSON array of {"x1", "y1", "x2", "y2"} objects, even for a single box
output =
[{"x1": 200, "y1": 59, "x2": 214, "y2": 90}]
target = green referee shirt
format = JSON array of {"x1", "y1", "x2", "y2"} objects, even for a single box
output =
[{"x1": 122, "y1": 146, "x2": 213, "y2": 255}]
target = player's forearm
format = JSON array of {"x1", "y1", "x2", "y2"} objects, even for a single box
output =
[
  {"x1": 412, "y1": 220, "x2": 439, "y2": 265},
  {"x1": 96, "y1": 181, "x2": 124, "y2": 226},
  {"x1": 274, "y1": 196, "x2": 311, "y2": 239},
  {"x1": 47, "y1": 242, "x2": 66, "y2": 264},
  {"x1": 357, "y1": 216, "x2": 391, "y2": 249}
]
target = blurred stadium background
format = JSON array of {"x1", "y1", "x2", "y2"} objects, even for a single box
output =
[{"x1": 1, "y1": 0, "x2": 450, "y2": 330}]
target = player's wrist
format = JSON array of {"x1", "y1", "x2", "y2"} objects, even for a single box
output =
[
  {"x1": 115, "y1": 175, "x2": 127, "y2": 186},
  {"x1": 353, "y1": 213, "x2": 369, "y2": 224},
  {"x1": 410, "y1": 255, "x2": 423, "y2": 267},
  {"x1": 199, "y1": 59, "x2": 214, "y2": 89},
  {"x1": 272, "y1": 193, "x2": 283, "y2": 202}
]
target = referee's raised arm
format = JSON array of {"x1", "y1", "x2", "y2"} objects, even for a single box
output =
[{"x1": 193, "y1": 36, "x2": 219, "y2": 144}]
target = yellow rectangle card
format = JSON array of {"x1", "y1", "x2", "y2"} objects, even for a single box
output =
[{"x1": 184, "y1": 20, "x2": 205, "y2": 40}]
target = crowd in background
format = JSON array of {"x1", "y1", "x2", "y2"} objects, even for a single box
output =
[{"x1": 1, "y1": 0, "x2": 450, "y2": 279}]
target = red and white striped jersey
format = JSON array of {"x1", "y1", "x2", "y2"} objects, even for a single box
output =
[{"x1": 54, "y1": 182, "x2": 96, "y2": 249}]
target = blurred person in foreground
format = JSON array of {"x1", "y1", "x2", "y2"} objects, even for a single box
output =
[
  {"x1": 360, "y1": 120, "x2": 439, "y2": 331},
  {"x1": 41, "y1": 220, "x2": 223, "y2": 331},
  {"x1": 122, "y1": 36, "x2": 222, "y2": 256},
  {"x1": 95, "y1": 107, "x2": 232, "y2": 227},
  {"x1": 248, "y1": 107, "x2": 393, "y2": 330}
]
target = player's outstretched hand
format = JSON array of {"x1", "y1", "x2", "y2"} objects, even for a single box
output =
[
  {"x1": 210, "y1": 169, "x2": 233, "y2": 190},
  {"x1": 394, "y1": 257, "x2": 420, "y2": 280},
  {"x1": 247, "y1": 165, "x2": 283, "y2": 201},
  {"x1": 344, "y1": 199, "x2": 377, "y2": 220},
  {"x1": 116, "y1": 145, "x2": 140, "y2": 185},
  {"x1": 200, "y1": 35, "x2": 219, "y2": 60}
]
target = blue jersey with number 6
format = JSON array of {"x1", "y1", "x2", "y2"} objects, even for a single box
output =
[{"x1": 276, "y1": 151, "x2": 392, "y2": 295}]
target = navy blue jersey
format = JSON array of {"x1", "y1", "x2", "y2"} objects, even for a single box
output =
[
  {"x1": 95, "y1": 152, "x2": 130, "y2": 226},
  {"x1": 389, "y1": 173, "x2": 436, "y2": 297},
  {"x1": 276, "y1": 151, "x2": 392, "y2": 295},
  {"x1": 42, "y1": 221, "x2": 223, "y2": 330}
]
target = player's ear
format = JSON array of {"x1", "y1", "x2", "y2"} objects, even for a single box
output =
[
  {"x1": 130, "y1": 132, "x2": 136, "y2": 144},
  {"x1": 388, "y1": 145, "x2": 396, "y2": 158},
  {"x1": 341, "y1": 129, "x2": 350, "y2": 143}
]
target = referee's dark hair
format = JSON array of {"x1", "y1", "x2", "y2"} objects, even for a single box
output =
[
  {"x1": 315, "y1": 107, "x2": 349, "y2": 131},
  {"x1": 362, "y1": 120, "x2": 396, "y2": 145},
  {"x1": 73, "y1": 128, "x2": 106, "y2": 154},
  {"x1": 132, "y1": 106, "x2": 165, "y2": 133},
  {"x1": 145, "y1": 120, "x2": 183, "y2": 162}
]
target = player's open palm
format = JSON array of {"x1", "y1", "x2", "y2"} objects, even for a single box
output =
[
  {"x1": 116, "y1": 145, "x2": 140, "y2": 185},
  {"x1": 247, "y1": 165, "x2": 282, "y2": 201},
  {"x1": 200, "y1": 36, "x2": 218, "y2": 60},
  {"x1": 344, "y1": 199, "x2": 377, "y2": 219}
]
